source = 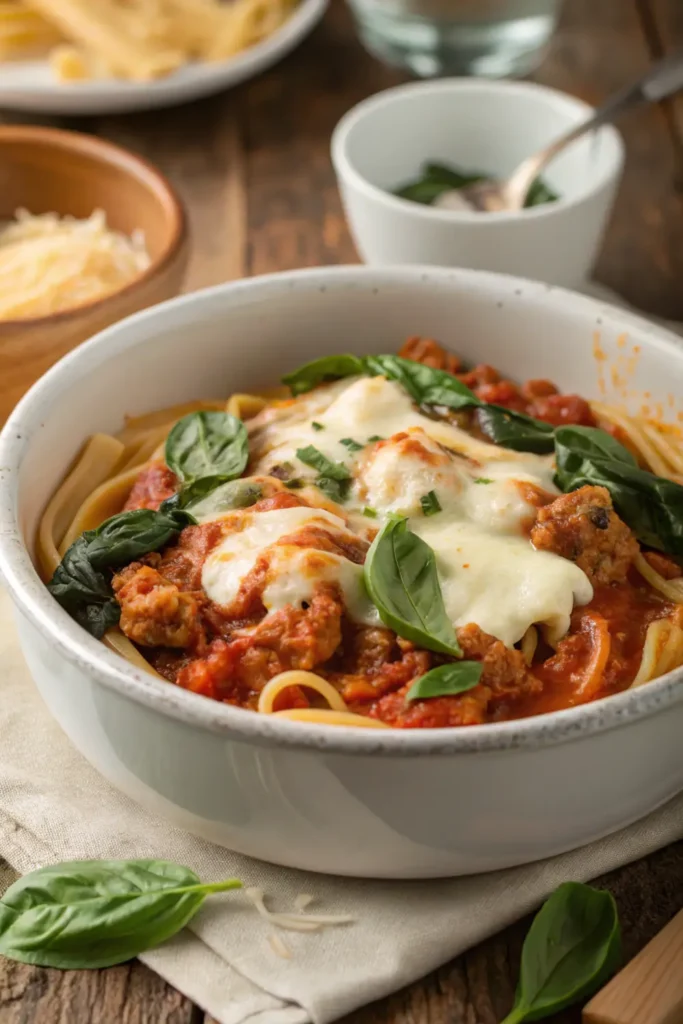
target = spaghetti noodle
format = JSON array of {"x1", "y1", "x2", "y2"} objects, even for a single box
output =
[{"x1": 39, "y1": 338, "x2": 683, "y2": 729}]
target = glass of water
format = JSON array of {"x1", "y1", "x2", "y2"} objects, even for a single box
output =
[{"x1": 346, "y1": 0, "x2": 564, "y2": 78}]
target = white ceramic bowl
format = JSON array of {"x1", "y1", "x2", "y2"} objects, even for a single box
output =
[
  {"x1": 0, "y1": 266, "x2": 682, "y2": 879},
  {"x1": 331, "y1": 80, "x2": 624, "y2": 288}
]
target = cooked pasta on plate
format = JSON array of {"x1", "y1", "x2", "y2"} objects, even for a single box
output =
[
  {"x1": 42, "y1": 337, "x2": 683, "y2": 730},
  {"x1": 0, "y1": 0, "x2": 325, "y2": 114}
]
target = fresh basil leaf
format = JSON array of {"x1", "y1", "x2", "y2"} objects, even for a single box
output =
[
  {"x1": 477, "y1": 405, "x2": 556, "y2": 454},
  {"x1": 282, "y1": 354, "x2": 366, "y2": 396},
  {"x1": 165, "y1": 411, "x2": 248, "y2": 486},
  {"x1": 554, "y1": 425, "x2": 683, "y2": 554},
  {"x1": 394, "y1": 179, "x2": 457, "y2": 205},
  {"x1": 364, "y1": 516, "x2": 461, "y2": 657},
  {"x1": 86, "y1": 508, "x2": 193, "y2": 568},
  {"x1": 48, "y1": 508, "x2": 194, "y2": 639},
  {"x1": 420, "y1": 490, "x2": 442, "y2": 516},
  {"x1": 525, "y1": 178, "x2": 560, "y2": 207},
  {"x1": 0, "y1": 859, "x2": 241, "y2": 969},
  {"x1": 47, "y1": 535, "x2": 120, "y2": 638},
  {"x1": 406, "y1": 661, "x2": 482, "y2": 701},
  {"x1": 423, "y1": 162, "x2": 485, "y2": 189},
  {"x1": 296, "y1": 445, "x2": 351, "y2": 481},
  {"x1": 364, "y1": 354, "x2": 479, "y2": 411},
  {"x1": 501, "y1": 882, "x2": 621, "y2": 1024},
  {"x1": 182, "y1": 479, "x2": 262, "y2": 520},
  {"x1": 554, "y1": 425, "x2": 636, "y2": 468}
]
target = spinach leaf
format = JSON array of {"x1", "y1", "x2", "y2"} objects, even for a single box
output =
[
  {"x1": 165, "y1": 411, "x2": 248, "y2": 486},
  {"x1": 477, "y1": 405, "x2": 556, "y2": 454},
  {"x1": 0, "y1": 859, "x2": 241, "y2": 969},
  {"x1": 364, "y1": 516, "x2": 461, "y2": 657},
  {"x1": 501, "y1": 882, "x2": 620, "y2": 1023},
  {"x1": 554, "y1": 425, "x2": 683, "y2": 554},
  {"x1": 282, "y1": 354, "x2": 366, "y2": 396},
  {"x1": 364, "y1": 354, "x2": 479, "y2": 411},
  {"x1": 406, "y1": 661, "x2": 482, "y2": 701},
  {"x1": 48, "y1": 508, "x2": 193, "y2": 638}
]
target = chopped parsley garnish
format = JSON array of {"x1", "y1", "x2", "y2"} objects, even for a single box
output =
[
  {"x1": 284, "y1": 478, "x2": 304, "y2": 489},
  {"x1": 420, "y1": 490, "x2": 442, "y2": 516},
  {"x1": 296, "y1": 445, "x2": 351, "y2": 504},
  {"x1": 367, "y1": 435, "x2": 384, "y2": 443},
  {"x1": 340, "y1": 437, "x2": 364, "y2": 452},
  {"x1": 311, "y1": 421, "x2": 324, "y2": 431},
  {"x1": 474, "y1": 477, "x2": 493, "y2": 484},
  {"x1": 362, "y1": 506, "x2": 378, "y2": 518}
]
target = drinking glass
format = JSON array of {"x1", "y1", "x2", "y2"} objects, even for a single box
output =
[{"x1": 345, "y1": 0, "x2": 564, "y2": 78}]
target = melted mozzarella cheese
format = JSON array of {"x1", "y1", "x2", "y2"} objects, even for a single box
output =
[
  {"x1": 414, "y1": 517, "x2": 592, "y2": 647},
  {"x1": 201, "y1": 505, "x2": 378, "y2": 625},
  {"x1": 251, "y1": 375, "x2": 545, "y2": 484},
  {"x1": 208, "y1": 374, "x2": 593, "y2": 648}
]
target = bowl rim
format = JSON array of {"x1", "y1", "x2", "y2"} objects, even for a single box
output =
[
  {"x1": 1, "y1": 264, "x2": 682, "y2": 757},
  {"x1": 331, "y1": 78, "x2": 625, "y2": 225},
  {"x1": 0, "y1": 124, "x2": 187, "y2": 330}
]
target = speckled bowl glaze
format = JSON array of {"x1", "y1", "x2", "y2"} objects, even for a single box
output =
[{"x1": 0, "y1": 266, "x2": 682, "y2": 878}]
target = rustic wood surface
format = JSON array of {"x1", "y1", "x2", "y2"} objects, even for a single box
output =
[{"x1": 1, "y1": 1, "x2": 683, "y2": 1021}]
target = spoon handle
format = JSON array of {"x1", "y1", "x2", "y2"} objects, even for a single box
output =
[{"x1": 506, "y1": 48, "x2": 683, "y2": 210}]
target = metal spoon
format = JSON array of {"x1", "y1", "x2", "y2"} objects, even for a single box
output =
[{"x1": 436, "y1": 48, "x2": 683, "y2": 214}]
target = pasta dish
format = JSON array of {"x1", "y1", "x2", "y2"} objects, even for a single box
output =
[
  {"x1": 0, "y1": 0, "x2": 298, "y2": 82},
  {"x1": 41, "y1": 337, "x2": 683, "y2": 730}
]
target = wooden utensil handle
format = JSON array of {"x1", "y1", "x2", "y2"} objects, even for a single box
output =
[{"x1": 583, "y1": 906, "x2": 683, "y2": 1024}]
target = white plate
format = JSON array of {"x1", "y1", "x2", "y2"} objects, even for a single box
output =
[{"x1": 0, "y1": 0, "x2": 327, "y2": 116}]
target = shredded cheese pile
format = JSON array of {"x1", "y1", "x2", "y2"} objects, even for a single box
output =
[{"x1": 0, "y1": 208, "x2": 151, "y2": 319}]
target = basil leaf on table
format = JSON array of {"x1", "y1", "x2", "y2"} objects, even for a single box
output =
[
  {"x1": 406, "y1": 661, "x2": 482, "y2": 701},
  {"x1": 282, "y1": 354, "x2": 366, "y2": 396},
  {"x1": 0, "y1": 859, "x2": 241, "y2": 969},
  {"x1": 364, "y1": 516, "x2": 462, "y2": 657},
  {"x1": 165, "y1": 411, "x2": 248, "y2": 486},
  {"x1": 501, "y1": 882, "x2": 621, "y2": 1023},
  {"x1": 476, "y1": 405, "x2": 556, "y2": 454},
  {"x1": 48, "y1": 508, "x2": 194, "y2": 638},
  {"x1": 554, "y1": 425, "x2": 683, "y2": 555}
]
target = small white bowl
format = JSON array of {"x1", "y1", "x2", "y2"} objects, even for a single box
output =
[{"x1": 331, "y1": 79, "x2": 625, "y2": 288}]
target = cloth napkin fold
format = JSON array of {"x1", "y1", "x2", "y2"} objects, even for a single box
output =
[{"x1": 1, "y1": 283, "x2": 682, "y2": 1024}]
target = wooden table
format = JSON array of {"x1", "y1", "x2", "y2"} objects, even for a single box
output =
[{"x1": 1, "y1": 1, "x2": 683, "y2": 1021}]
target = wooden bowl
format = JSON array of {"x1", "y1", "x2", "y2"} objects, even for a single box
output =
[{"x1": 0, "y1": 125, "x2": 189, "y2": 423}]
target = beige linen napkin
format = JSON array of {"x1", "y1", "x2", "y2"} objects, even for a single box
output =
[{"x1": 1, "y1": 283, "x2": 682, "y2": 1024}]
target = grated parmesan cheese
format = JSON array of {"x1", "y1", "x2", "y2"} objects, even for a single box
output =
[
  {"x1": 0, "y1": 208, "x2": 151, "y2": 319},
  {"x1": 245, "y1": 887, "x2": 354, "y2": 935}
]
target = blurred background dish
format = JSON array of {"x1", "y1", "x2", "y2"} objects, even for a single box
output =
[
  {"x1": 331, "y1": 78, "x2": 624, "y2": 287},
  {"x1": 0, "y1": 0, "x2": 327, "y2": 114},
  {"x1": 345, "y1": 0, "x2": 564, "y2": 78},
  {"x1": 0, "y1": 124, "x2": 188, "y2": 422}
]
